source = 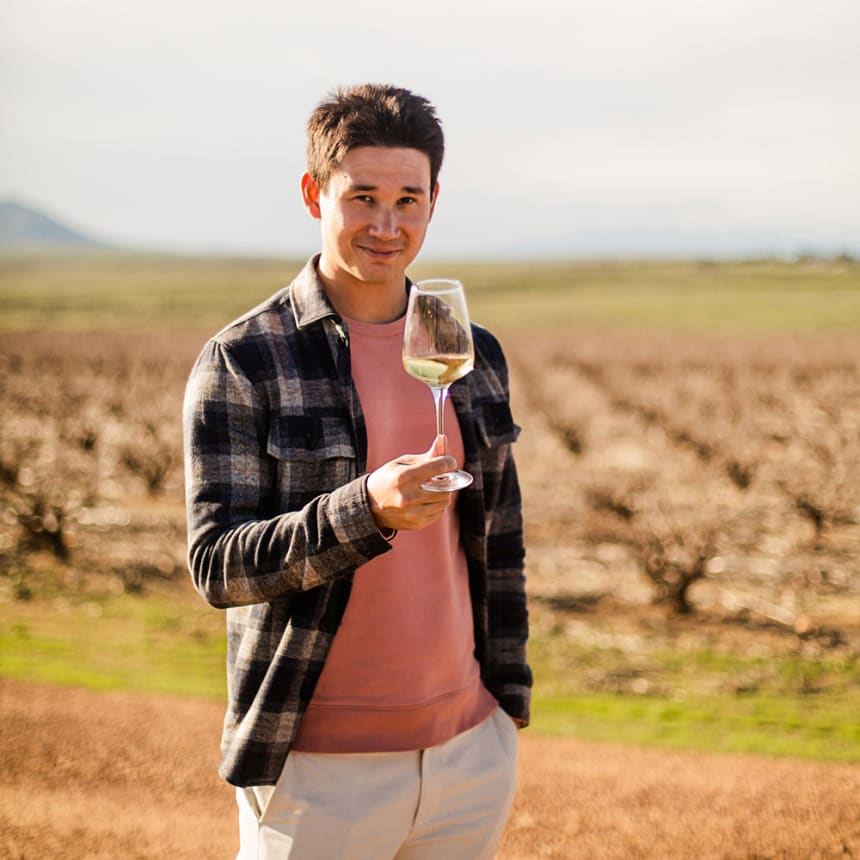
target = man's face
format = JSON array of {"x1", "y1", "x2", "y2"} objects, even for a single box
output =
[{"x1": 302, "y1": 146, "x2": 438, "y2": 292}]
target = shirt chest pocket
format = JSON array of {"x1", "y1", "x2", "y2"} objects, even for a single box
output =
[{"x1": 266, "y1": 413, "x2": 357, "y2": 506}]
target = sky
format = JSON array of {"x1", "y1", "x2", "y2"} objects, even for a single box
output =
[{"x1": 1, "y1": 0, "x2": 859, "y2": 260}]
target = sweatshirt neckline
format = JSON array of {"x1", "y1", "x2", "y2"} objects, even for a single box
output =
[{"x1": 341, "y1": 314, "x2": 406, "y2": 340}]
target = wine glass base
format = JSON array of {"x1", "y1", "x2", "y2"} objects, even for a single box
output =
[{"x1": 421, "y1": 470, "x2": 473, "y2": 493}]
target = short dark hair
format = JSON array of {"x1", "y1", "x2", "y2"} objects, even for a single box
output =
[{"x1": 306, "y1": 83, "x2": 444, "y2": 192}]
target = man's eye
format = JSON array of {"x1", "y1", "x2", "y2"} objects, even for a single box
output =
[{"x1": 398, "y1": 197, "x2": 417, "y2": 205}]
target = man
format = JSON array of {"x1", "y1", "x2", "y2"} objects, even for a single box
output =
[{"x1": 183, "y1": 83, "x2": 531, "y2": 859}]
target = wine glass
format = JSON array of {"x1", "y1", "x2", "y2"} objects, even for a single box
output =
[{"x1": 402, "y1": 279, "x2": 475, "y2": 492}]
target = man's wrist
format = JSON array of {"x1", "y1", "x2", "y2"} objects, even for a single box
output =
[{"x1": 363, "y1": 474, "x2": 397, "y2": 541}]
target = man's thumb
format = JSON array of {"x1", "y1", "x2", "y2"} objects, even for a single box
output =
[{"x1": 428, "y1": 434, "x2": 448, "y2": 458}]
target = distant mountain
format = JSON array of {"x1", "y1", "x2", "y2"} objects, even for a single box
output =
[{"x1": 0, "y1": 199, "x2": 111, "y2": 249}]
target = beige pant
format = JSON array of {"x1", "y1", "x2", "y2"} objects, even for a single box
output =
[{"x1": 236, "y1": 706, "x2": 519, "y2": 860}]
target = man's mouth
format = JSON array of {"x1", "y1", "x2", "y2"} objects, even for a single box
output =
[{"x1": 359, "y1": 244, "x2": 402, "y2": 260}]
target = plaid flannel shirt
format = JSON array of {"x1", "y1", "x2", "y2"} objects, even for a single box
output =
[{"x1": 183, "y1": 257, "x2": 531, "y2": 787}]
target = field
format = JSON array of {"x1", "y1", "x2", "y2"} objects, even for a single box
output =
[{"x1": 1, "y1": 253, "x2": 859, "y2": 857}]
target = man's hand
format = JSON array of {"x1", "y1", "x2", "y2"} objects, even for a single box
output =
[{"x1": 367, "y1": 436, "x2": 456, "y2": 532}]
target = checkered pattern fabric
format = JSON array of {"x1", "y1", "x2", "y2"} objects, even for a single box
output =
[{"x1": 183, "y1": 257, "x2": 531, "y2": 787}]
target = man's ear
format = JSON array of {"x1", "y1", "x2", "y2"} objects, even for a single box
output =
[
  {"x1": 429, "y1": 182, "x2": 440, "y2": 221},
  {"x1": 301, "y1": 172, "x2": 322, "y2": 220}
]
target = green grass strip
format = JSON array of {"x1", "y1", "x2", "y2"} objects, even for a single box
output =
[
  {"x1": 532, "y1": 690, "x2": 860, "y2": 763},
  {"x1": 0, "y1": 592, "x2": 227, "y2": 700},
  {"x1": 3, "y1": 588, "x2": 858, "y2": 763},
  {"x1": 2, "y1": 254, "x2": 859, "y2": 333}
]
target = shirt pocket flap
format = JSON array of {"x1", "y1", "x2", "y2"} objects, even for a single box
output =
[
  {"x1": 474, "y1": 400, "x2": 521, "y2": 447},
  {"x1": 266, "y1": 414, "x2": 355, "y2": 461}
]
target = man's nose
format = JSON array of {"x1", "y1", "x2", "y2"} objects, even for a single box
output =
[{"x1": 368, "y1": 207, "x2": 399, "y2": 239}]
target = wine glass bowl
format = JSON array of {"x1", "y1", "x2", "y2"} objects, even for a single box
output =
[{"x1": 402, "y1": 279, "x2": 475, "y2": 492}]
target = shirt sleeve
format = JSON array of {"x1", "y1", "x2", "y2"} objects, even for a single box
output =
[{"x1": 182, "y1": 338, "x2": 392, "y2": 609}]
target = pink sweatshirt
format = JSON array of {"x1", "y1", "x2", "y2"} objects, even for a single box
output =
[{"x1": 291, "y1": 314, "x2": 496, "y2": 753}]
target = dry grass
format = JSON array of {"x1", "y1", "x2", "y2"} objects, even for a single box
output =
[{"x1": 2, "y1": 679, "x2": 857, "y2": 859}]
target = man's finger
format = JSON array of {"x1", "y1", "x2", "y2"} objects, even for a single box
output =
[{"x1": 413, "y1": 453, "x2": 457, "y2": 482}]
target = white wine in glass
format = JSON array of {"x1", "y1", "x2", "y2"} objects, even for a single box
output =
[{"x1": 402, "y1": 279, "x2": 475, "y2": 492}]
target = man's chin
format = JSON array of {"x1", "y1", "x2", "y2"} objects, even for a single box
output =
[{"x1": 353, "y1": 256, "x2": 411, "y2": 285}]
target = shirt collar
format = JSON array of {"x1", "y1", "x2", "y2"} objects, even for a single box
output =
[
  {"x1": 289, "y1": 255, "x2": 339, "y2": 329},
  {"x1": 289, "y1": 254, "x2": 414, "y2": 330}
]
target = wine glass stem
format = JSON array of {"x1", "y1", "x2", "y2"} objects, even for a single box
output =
[{"x1": 431, "y1": 385, "x2": 449, "y2": 451}]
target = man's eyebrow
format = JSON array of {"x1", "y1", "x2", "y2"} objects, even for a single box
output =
[{"x1": 347, "y1": 183, "x2": 427, "y2": 195}]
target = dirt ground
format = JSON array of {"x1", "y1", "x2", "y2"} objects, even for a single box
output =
[{"x1": 1, "y1": 679, "x2": 857, "y2": 859}]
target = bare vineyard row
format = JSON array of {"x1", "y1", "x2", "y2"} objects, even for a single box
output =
[
  {"x1": 1, "y1": 331, "x2": 858, "y2": 642},
  {"x1": 506, "y1": 331, "x2": 860, "y2": 632},
  {"x1": 0, "y1": 332, "x2": 198, "y2": 594}
]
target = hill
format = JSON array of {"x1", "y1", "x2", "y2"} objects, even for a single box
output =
[{"x1": 0, "y1": 199, "x2": 110, "y2": 250}]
